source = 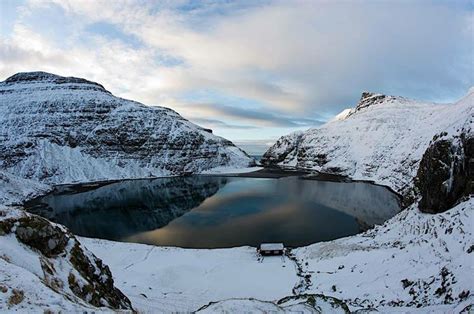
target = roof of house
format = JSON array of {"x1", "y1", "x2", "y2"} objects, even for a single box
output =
[{"x1": 259, "y1": 243, "x2": 284, "y2": 251}]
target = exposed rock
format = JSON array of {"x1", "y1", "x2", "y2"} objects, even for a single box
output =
[
  {"x1": 351, "y1": 92, "x2": 398, "y2": 114},
  {"x1": 0, "y1": 210, "x2": 134, "y2": 311},
  {"x1": 415, "y1": 132, "x2": 473, "y2": 213},
  {"x1": 277, "y1": 294, "x2": 351, "y2": 313},
  {"x1": 4, "y1": 71, "x2": 108, "y2": 92},
  {"x1": 68, "y1": 242, "x2": 131, "y2": 309},
  {"x1": 7, "y1": 289, "x2": 24, "y2": 307},
  {"x1": 14, "y1": 216, "x2": 69, "y2": 257},
  {"x1": 261, "y1": 131, "x2": 303, "y2": 166}
]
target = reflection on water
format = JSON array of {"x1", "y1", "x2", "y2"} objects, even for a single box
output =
[
  {"x1": 26, "y1": 176, "x2": 227, "y2": 240},
  {"x1": 26, "y1": 176, "x2": 400, "y2": 248}
]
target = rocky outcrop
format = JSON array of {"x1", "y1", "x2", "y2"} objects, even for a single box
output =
[
  {"x1": 0, "y1": 210, "x2": 134, "y2": 311},
  {"x1": 348, "y1": 91, "x2": 402, "y2": 117},
  {"x1": 14, "y1": 216, "x2": 69, "y2": 257},
  {"x1": 415, "y1": 132, "x2": 473, "y2": 213},
  {"x1": 4, "y1": 72, "x2": 108, "y2": 92},
  {"x1": 0, "y1": 71, "x2": 253, "y2": 184}
]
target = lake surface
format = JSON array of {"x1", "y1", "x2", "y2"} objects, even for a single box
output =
[{"x1": 26, "y1": 176, "x2": 401, "y2": 248}]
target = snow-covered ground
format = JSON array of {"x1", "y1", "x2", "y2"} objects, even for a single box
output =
[
  {"x1": 295, "y1": 197, "x2": 474, "y2": 311},
  {"x1": 81, "y1": 238, "x2": 296, "y2": 312},
  {"x1": 201, "y1": 166, "x2": 263, "y2": 174},
  {"x1": 196, "y1": 295, "x2": 350, "y2": 313}
]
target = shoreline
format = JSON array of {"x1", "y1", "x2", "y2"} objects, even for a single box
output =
[
  {"x1": 22, "y1": 166, "x2": 404, "y2": 212},
  {"x1": 22, "y1": 166, "x2": 404, "y2": 251}
]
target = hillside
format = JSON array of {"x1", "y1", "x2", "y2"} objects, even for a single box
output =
[{"x1": 262, "y1": 90, "x2": 473, "y2": 201}]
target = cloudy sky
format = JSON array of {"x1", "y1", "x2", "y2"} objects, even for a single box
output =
[{"x1": 1, "y1": 0, "x2": 472, "y2": 154}]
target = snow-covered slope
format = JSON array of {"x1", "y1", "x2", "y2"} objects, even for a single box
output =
[
  {"x1": 196, "y1": 294, "x2": 350, "y2": 313},
  {"x1": 81, "y1": 238, "x2": 297, "y2": 312},
  {"x1": 0, "y1": 72, "x2": 254, "y2": 184},
  {"x1": 0, "y1": 170, "x2": 49, "y2": 206},
  {"x1": 294, "y1": 197, "x2": 473, "y2": 311},
  {"x1": 262, "y1": 90, "x2": 473, "y2": 198},
  {"x1": 0, "y1": 206, "x2": 134, "y2": 312}
]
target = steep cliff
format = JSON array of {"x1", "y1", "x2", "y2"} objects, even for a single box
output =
[{"x1": 415, "y1": 130, "x2": 473, "y2": 213}]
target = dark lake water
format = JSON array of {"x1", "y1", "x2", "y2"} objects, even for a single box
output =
[{"x1": 26, "y1": 176, "x2": 401, "y2": 248}]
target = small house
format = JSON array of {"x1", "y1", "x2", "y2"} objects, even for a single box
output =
[{"x1": 258, "y1": 243, "x2": 285, "y2": 256}]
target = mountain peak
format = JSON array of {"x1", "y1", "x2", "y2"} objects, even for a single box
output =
[
  {"x1": 354, "y1": 91, "x2": 403, "y2": 113},
  {"x1": 3, "y1": 71, "x2": 109, "y2": 93},
  {"x1": 5, "y1": 71, "x2": 61, "y2": 82},
  {"x1": 356, "y1": 91, "x2": 387, "y2": 109}
]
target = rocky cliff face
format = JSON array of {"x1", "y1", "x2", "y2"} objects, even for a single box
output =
[
  {"x1": 0, "y1": 72, "x2": 253, "y2": 184},
  {"x1": 415, "y1": 131, "x2": 473, "y2": 213},
  {"x1": 262, "y1": 89, "x2": 473, "y2": 203}
]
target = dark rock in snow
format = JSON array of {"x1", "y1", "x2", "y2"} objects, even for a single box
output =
[
  {"x1": 0, "y1": 212, "x2": 134, "y2": 311},
  {"x1": 14, "y1": 216, "x2": 69, "y2": 257},
  {"x1": 416, "y1": 132, "x2": 473, "y2": 214}
]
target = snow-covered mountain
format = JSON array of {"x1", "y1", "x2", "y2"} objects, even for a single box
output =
[
  {"x1": 0, "y1": 72, "x2": 254, "y2": 184},
  {"x1": 262, "y1": 90, "x2": 473, "y2": 201}
]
